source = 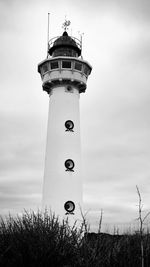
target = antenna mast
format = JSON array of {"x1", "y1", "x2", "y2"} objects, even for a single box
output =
[
  {"x1": 78, "y1": 32, "x2": 84, "y2": 59},
  {"x1": 47, "y1": 13, "x2": 50, "y2": 58},
  {"x1": 81, "y1": 34, "x2": 83, "y2": 59}
]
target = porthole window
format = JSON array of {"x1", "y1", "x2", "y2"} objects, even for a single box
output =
[
  {"x1": 74, "y1": 62, "x2": 82, "y2": 71},
  {"x1": 64, "y1": 201, "x2": 75, "y2": 214},
  {"x1": 62, "y1": 61, "x2": 72, "y2": 69},
  {"x1": 65, "y1": 120, "x2": 74, "y2": 131},
  {"x1": 65, "y1": 159, "x2": 75, "y2": 171},
  {"x1": 65, "y1": 85, "x2": 73, "y2": 93},
  {"x1": 51, "y1": 61, "x2": 59, "y2": 69}
]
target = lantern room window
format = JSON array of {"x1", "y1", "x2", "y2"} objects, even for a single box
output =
[
  {"x1": 51, "y1": 61, "x2": 59, "y2": 69},
  {"x1": 53, "y1": 48, "x2": 78, "y2": 57},
  {"x1": 62, "y1": 61, "x2": 72, "y2": 69},
  {"x1": 74, "y1": 62, "x2": 82, "y2": 71}
]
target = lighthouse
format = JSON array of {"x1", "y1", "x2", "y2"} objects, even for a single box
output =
[{"x1": 38, "y1": 21, "x2": 92, "y2": 223}]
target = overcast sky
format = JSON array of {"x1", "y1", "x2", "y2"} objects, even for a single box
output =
[{"x1": 0, "y1": 0, "x2": 150, "y2": 232}]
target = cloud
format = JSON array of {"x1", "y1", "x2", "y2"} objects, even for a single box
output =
[
  {"x1": 0, "y1": 172, "x2": 42, "y2": 215},
  {"x1": 0, "y1": 0, "x2": 150, "y2": 229},
  {"x1": 0, "y1": 112, "x2": 44, "y2": 214}
]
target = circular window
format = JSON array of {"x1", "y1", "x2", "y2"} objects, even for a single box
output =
[
  {"x1": 65, "y1": 120, "x2": 74, "y2": 131},
  {"x1": 64, "y1": 201, "x2": 75, "y2": 213},
  {"x1": 67, "y1": 85, "x2": 72, "y2": 92},
  {"x1": 65, "y1": 159, "x2": 75, "y2": 171},
  {"x1": 66, "y1": 85, "x2": 73, "y2": 92}
]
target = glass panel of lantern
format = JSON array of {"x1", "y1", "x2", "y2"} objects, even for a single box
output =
[{"x1": 53, "y1": 48, "x2": 77, "y2": 57}]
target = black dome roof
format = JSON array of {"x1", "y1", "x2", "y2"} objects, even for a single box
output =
[{"x1": 49, "y1": 31, "x2": 81, "y2": 56}]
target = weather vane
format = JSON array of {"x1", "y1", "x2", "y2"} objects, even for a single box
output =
[{"x1": 62, "y1": 18, "x2": 71, "y2": 31}]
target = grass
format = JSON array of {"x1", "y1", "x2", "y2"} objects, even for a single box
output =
[{"x1": 0, "y1": 210, "x2": 150, "y2": 267}]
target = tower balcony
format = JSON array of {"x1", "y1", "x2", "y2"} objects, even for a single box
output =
[{"x1": 38, "y1": 57, "x2": 92, "y2": 94}]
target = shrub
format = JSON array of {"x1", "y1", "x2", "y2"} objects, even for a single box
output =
[{"x1": 0, "y1": 211, "x2": 150, "y2": 267}]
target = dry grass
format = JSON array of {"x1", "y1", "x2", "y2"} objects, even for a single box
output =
[{"x1": 0, "y1": 210, "x2": 150, "y2": 267}]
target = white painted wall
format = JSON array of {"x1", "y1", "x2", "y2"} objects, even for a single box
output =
[{"x1": 42, "y1": 85, "x2": 83, "y2": 224}]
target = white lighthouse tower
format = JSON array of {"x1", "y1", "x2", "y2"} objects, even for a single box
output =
[{"x1": 38, "y1": 21, "x2": 92, "y2": 223}]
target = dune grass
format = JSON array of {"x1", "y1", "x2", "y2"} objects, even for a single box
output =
[{"x1": 0, "y1": 210, "x2": 150, "y2": 267}]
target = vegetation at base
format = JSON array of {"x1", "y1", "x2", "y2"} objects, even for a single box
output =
[{"x1": 0, "y1": 211, "x2": 150, "y2": 267}]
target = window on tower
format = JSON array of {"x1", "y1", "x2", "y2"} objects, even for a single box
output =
[
  {"x1": 51, "y1": 61, "x2": 59, "y2": 69},
  {"x1": 65, "y1": 159, "x2": 75, "y2": 171},
  {"x1": 42, "y1": 63, "x2": 48, "y2": 73},
  {"x1": 65, "y1": 85, "x2": 74, "y2": 93},
  {"x1": 62, "y1": 61, "x2": 72, "y2": 69},
  {"x1": 83, "y1": 65, "x2": 90, "y2": 76},
  {"x1": 65, "y1": 120, "x2": 74, "y2": 131},
  {"x1": 64, "y1": 201, "x2": 75, "y2": 214},
  {"x1": 74, "y1": 62, "x2": 82, "y2": 71}
]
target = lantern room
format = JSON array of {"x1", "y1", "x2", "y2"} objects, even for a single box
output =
[{"x1": 48, "y1": 31, "x2": 81, "y2": 58}]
